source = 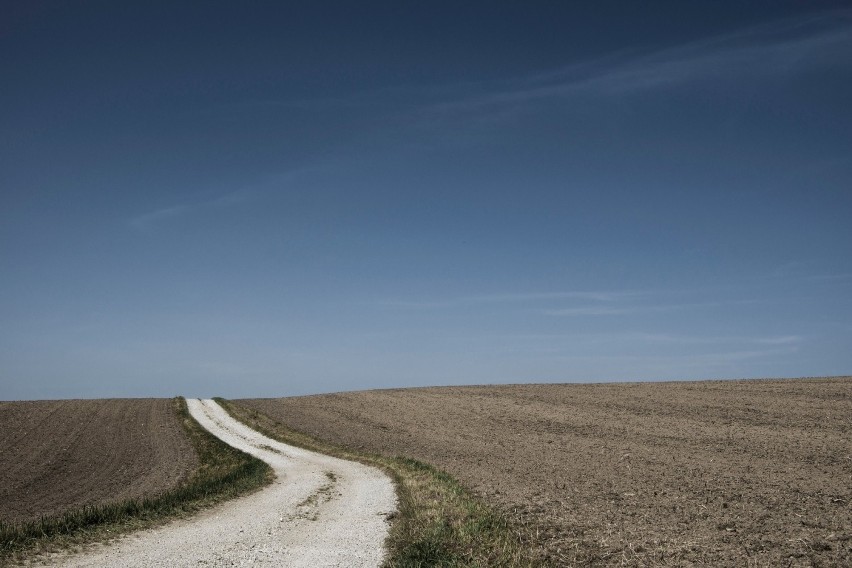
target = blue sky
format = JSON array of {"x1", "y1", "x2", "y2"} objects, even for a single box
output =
[{"x1": 2, "y1": 2, "x2": 851, "y2": 399}]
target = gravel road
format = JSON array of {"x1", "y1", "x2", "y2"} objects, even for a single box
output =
[{"x1": 32, "y1": 398, "x2": 397, "y2": 567}]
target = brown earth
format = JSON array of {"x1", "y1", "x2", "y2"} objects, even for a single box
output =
[
  {"x1": 239, "y1": 377, "x2": 852, "y2": 567},
  {"x1": 0, "y1": 398, "x2": 198, "y2": 526}
]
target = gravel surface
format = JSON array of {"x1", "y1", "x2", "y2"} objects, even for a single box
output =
[{"x1": 31, "y1": 399, "x2": 396, "y2": 568}]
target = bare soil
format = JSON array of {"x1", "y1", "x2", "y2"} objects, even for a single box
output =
[
  {"x1": 0, "y1": 399, "x2": 198, "y2": 525},
  {"x1": 239, "y1": 377, "x2": 852, "y2": 566}
]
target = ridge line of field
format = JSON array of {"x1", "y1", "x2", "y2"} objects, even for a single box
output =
[
  {"x1": 217, "y1": 397, "x2": 544, "y2": 567},
  {"x1": 0, "y1": 397, "x2": 272, "y2": 565}
]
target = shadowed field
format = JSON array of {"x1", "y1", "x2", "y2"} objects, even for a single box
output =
[
  {"x1": 0, "y1": 399, "x2": 197, "y2": 525},
  {"x1": 238, "y1": 377, "x2": 852, "y2": 566}
]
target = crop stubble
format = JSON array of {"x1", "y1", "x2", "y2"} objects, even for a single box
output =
[
  {"x1": 0, "y1": 399, "x2": 197, "y2": 525},
  {"x1": 239, "y1": 377, "x2": 852, "y2": 566}
]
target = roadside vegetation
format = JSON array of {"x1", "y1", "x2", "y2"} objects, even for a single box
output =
[
  {"x1": 217, "y1": 398, "x2": 543, "y2": 567},
  {"x1": 0, "y1": 397, "x2": 271, "y2": 564}
]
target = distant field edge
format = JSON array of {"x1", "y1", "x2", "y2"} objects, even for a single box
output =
[
  {"x1": 0, "y1": 397, "x2": 272, "y2": 565},
  {"x1": 217, "y1": 397, "x2": 546, "y2": 568}
]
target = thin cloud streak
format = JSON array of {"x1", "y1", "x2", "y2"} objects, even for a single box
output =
[
  {"x1": 128, "y1": 205, "x2": 189, "y2": 231},
  {"x1": 469, "y1": 291, "x2": 641, "y2": 303},
  {"x1": 546, "y1": 346, "x2": 799, "y2": 366},
  {"x1": 375, "y1": 290, "x2": 642, "y2": 309},
  {"x1": 127, "y1": 162, "x2": 339, "y2": 233},
  {"x1": 543, "y1": 299, "x2": 762, "y2": 317},
  {"x1": 454, "y1": 332, "x2": 804, "y2": 348},
  {"x1": 806, "y1": 273, "x2": 852, "y2": 282},
  {"x1": 127, "y1": 188, "x2": 259, "y2": 232},
  {"x1": 378, "y1": 292, "x2": 768, "y2": 314},
  {"x1": 207, "y1": 11, "x2": 851, "y2": 124},
  {"x1": 424, "y1": 11, "x2": 852, "y2": 115},
  {"x1": 628, "y1": 333, "x2": 803, "y2": 346},
  {"x1": 544, "y1": 306, "x2": 636, "y2": 316}
]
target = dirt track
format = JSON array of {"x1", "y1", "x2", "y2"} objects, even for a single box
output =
[
  {"x1": 32, "y1": 399, "x2": 396, "y2": 568},
  {"x1": 239, "y1": 377, "x2": 852, "y2": 566},
  {"x1": 0, "y1": 399, "x2": 197, "y2": 525}
]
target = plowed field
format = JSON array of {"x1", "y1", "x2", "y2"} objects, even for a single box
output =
[
  {"x1": 238, "y1": 377, "x2": 852, "y2": 566},
  {"x1": 0, "y1": 399, "x2": 198, "y2": 525}
]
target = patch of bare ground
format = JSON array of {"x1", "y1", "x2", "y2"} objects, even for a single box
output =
[
  {"x1": 0, "y1": 399, "x2": 197, "y2": 526},
  {"x1": 239, "y1": 377, "x2": 852, "y2": 566}
]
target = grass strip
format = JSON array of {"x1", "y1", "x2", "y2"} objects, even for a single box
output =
[
  {"x1": 0, "y1": 397, "x2": 272, "y2": 563},
  {"x1": 217, "y1": 398, "x2": 544, "y2": 567}
]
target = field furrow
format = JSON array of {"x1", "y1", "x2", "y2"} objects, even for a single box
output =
[
  {"x1": 238, "y1": 377, "x2": 852, "y2": 566},
  {"x1": 0, "y1": 399, "x2": 197, "y2": 526}
]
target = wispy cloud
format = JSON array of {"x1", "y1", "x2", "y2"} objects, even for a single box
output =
[
  {"x1": 128, "y1": 205, "x2": 190, "y2": 231},
  {"x1": 378, "y1": 291, "x2": 768, "y2": 317},
  {"x1": 376, "y1": 290, "x2": 640, "y2": 310},
  {"x1": 628, "y1": 333, "x2": 803, "y2": 346},
  {"x1": 447, "y1": 330, "x2": 805, "y2": 381},
  {"x1": 544, "y1": 299, "x2": 761, "y2": 317},
  {"x1": 768, "y1": 260, "x2": 852, "y2": 283},
  {"x1": 423, "y1": 10, "x2": 852, "y2": 115},
  {"x1": 375, "y1": 299, "x2": 458, "y2": 310},
  {"x1": 543, "y1": 346, "x2": 798, "y2": 368},
  {"x1": 128, "y1": 188, "x2": 257, "y2": 232},
  {"x1": 752, "y1": 335, "x2": 804, "y2": 345},
  {"x1": 806, "y1": 273, "x2": 852, "y2": 282},
  {"x1": 466, "y1": 332, "x2": 804, "y2": 348},
  {"x1": 544, "y1": 306, "x2": 637, "y2": 317},
  {"x1": 127, "y1": 163, "x2": 336, "y2": 233},
  {"x1": 470, "y1": 291, "x2": 639, "y2": 303},
  {"x1": 208, "y1": 10, "x2": 851, "y2": 125}
]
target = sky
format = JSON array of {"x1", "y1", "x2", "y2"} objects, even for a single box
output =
[{"x1": 1, "y1": 1, "x2": 851, "y2": 400}]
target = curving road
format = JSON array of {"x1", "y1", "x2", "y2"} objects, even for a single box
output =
[{"x1": 34, "y1": 398, "x2": 397, "y2": 567}]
